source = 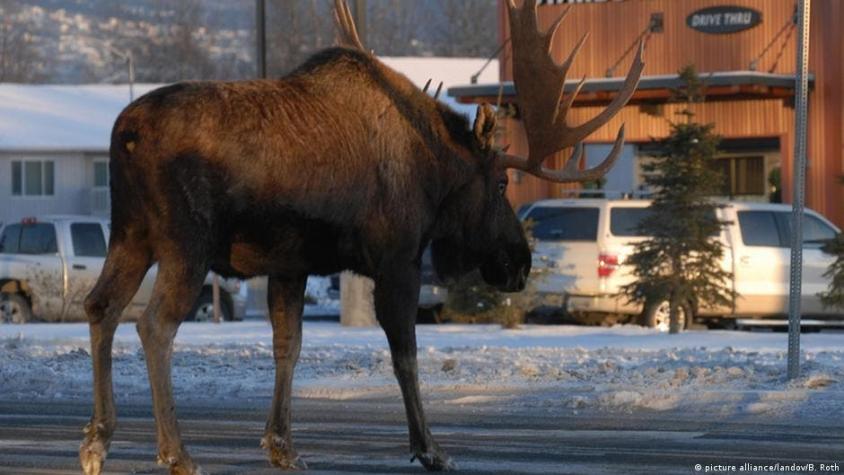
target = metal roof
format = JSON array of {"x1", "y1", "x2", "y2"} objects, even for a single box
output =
[{"x1": 448, "y1": 71, "x2": 814, "y2": 104}]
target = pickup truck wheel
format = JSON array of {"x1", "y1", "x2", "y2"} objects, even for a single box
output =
[
  {"x1": 0, "y1": 293, "x2": 32, "y2": 324},
  {"x1": 188, "y1": 289, "x2": 232, "y2": 322},
  {"x1": 643, "y1": 300, "x2": 691, "y2": 333}
]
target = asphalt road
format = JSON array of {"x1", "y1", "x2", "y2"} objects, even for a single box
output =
[{"x1": 1, "y1": 397, "x2": 842, "y2": 475}]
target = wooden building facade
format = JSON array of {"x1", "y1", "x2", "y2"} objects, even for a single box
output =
[{"x1": 450, "y1": 0, "x2": 844, "y2": 227}]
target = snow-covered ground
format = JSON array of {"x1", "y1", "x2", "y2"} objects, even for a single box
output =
[{"x1": 1, "y1": 322, "x2": 842, "y2": 422}]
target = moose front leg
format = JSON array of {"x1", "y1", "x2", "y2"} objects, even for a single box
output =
[
  {"x1": 261, "y1": 275, "x2": 307, "y2": 470},
  {"x1": 374, "y1": 268, "x2": 455, "y2": 471}
]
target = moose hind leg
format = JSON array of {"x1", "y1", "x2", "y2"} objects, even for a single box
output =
[
  {"x1": 80, "y1": 240, "x2": 151, "y2": 475},
  {"x1": 261, "y1": 275, "x2": 307, "y2": 469},
  {"x1": 374, "y1": 268, "x2": 455, "y2": 471},
  {"x1": 136, "y1": 258, "x2": 207, "y2": 475}
]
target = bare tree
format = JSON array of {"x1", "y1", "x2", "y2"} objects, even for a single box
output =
[
  {"x1": 127, "y1": 0, "x2": 216, "y2": 82},
  {"x1": 0, "y1": 0, "x2": 43, "y2": 82},
  {"x1": 366, "y1": 0, "x2": 429, "y2": 56},
  {"x1": 266, "y1": 0, "x2": 335, "y2": 76},
  {"x1": 435, "y1": 0, "x2": 497, "y2": 57}
]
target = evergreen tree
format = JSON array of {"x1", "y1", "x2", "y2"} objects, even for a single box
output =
[
  {"x1": 819, "y1": 176, "x2": 844, "y2": 309},
  {"x1": 621, "y1": 65, "x2": 734, "y2": 333}
]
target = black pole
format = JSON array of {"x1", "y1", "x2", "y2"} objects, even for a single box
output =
[{"x1": 256, "y1": 0, "x2": 267, "y2": 78}]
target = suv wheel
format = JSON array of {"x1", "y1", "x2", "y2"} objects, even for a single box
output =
[
  {"x1": 0, "y1": 293, "x2": 33, "y2": 324},
  {"x1": 188, "y1": 289, "x2": 232, "y2": 322},
  {"x1": 643, "y1": 300, "x2": 690, "y2": 333}
]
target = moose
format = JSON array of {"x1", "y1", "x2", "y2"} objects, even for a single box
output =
[{"x1": 79, "y1": 0, "x2": 643, "y2": 473}]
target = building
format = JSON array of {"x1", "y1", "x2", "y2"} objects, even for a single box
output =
[
  {"x1": 0, "y1": 84, "x2": 157, "y2": 225},
  {"x1": 450, "y1": 0, "x2": 844, "y2": 227},
  {"x1": 0, "y1": 56, "x2": 497, "y2": 227}
]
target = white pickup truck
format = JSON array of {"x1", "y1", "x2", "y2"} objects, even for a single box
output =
[
  {"x1": 520, "y1": 199, "x2": 843, "y2": 331},
  {"x1": 0, "y1": 215, "x2": 247, "y2": 323}
]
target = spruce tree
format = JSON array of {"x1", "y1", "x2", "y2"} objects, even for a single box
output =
[
  {"x1": 819, "y1": 177, "x2": 844, "y2": 309},
  {"x1": 621, "y1": 65, "x2": 734, "y2": 333}
]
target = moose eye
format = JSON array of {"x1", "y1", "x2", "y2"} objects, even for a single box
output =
[{"x1": 498, "y1": 181, "x2": 507, "y2": 195}]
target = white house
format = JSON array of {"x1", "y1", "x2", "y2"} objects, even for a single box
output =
[
  {"x1": 0, "y1": 84, "x2": 157, "y2": 224},
  {"x1": 0, "y1": 57, "x2": 497, "y2": 227}
]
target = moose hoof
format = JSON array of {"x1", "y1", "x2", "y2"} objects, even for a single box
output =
[
  {"x1": 261, "y1": 434, "x2": 307, "y2": 470},
  {"x1": 80, "y1": 422, "x2": 111, "y2": 475},
  {"x1": 413, "y1": 450, "x2": 457, "y2": 472},
  {"x1": 157, "y1": 452, "x2": 204, "y2": 475},
  {"x1": 79, "y1": 439, "x2": 107, "y2": 475}
]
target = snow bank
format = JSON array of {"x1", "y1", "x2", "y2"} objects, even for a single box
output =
[{"x1": 1, "y1": 322, "x2": 842, "y2": 420}]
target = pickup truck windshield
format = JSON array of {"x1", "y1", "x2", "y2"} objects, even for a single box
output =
[{"x1": 1, "y1": 223, "x2": 58, "y2": 254}]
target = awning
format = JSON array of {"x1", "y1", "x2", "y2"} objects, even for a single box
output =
[{"x1": 449, "y1": 71, "x2": 814, "y2": 106}]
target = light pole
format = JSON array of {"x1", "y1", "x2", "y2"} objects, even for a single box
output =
[
  {"x1": 104, "y1": 43, "x2": 135, "y2": 102},
  {"x1": 787, "y1": 0, "x2": 811, "y2": 380}
]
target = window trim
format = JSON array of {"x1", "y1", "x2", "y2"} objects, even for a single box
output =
[{"x1": 10, "y1": 159, "x2": 56, "y2": 198}]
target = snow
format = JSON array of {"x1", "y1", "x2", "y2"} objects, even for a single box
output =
[
  {"x1": 1, "y1": 322, "x2": 842, "y2": 422},
  {"x1": 0, "y1": 57, "x2": 495, "y2": 151}
]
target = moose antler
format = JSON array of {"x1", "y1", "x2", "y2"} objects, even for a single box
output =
[
  {"x1": 334, "y1": 0, "x2": 365, "y2": 51},
  {"x1": 498, "y1": 0, "x2": 644, "y2": 182}
]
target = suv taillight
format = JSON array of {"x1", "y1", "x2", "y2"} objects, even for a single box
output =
[{"x1": 598, "y1": 253, "x2": 619, "y2": 278}]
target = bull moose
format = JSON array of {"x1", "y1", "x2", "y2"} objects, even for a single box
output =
[{"x1": 79, "y1": 0, "x2": 643, "y2": 473}]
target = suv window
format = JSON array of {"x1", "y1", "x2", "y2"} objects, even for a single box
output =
[
  {"x1": 611, "y1": 207, "x2": 720, "y2": 237},
  {"x1": 0, "y1": 224, "x2": 22, "y2": 253},
  {"x1": 610, "y1": 208, "x2": 652, "y2": 237},
  {"x1": 524, "y1": 207, "x2": 599, "y2": 241},
  {"x1": 18, "y1": 223, "x2": 58, "y2": 254},
  {"x1": 71, "y1": 223, "x2": 107, "y2": 257}
]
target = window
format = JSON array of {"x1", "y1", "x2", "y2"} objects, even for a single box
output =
[
  {"x1": 773, "y1": 212, "x2": 838, "y2": 248},
  {"x1": 0, "y1": 224, "x2": 22, "y2": 254},
  {"x1": 738, "y1": 211, "x2": 781, "y2": 247},
  {"x1": 11, "y1": 160, "x2": 55, "y2": 196},
  {"x1": 710, "y1": 156, "x2": 765, "y2": 196},
  {"x1": 524, "y1": 207, "x2": 599, "y2": 241},
  {"x1": 738, "y1": 211, "x2": 838, "y2": 248},
  {"x1": 94, "y1": 161, "x2": 109, "y2": 188},
  {"x1": 610, "y1": 208, "x2": 652, "y2": 236},
  {"x1": 18, "y1": 223, "x2": 57, "y2": 255},
  {"x1": 71, "y1": 223, "x2": 107, "y2": 258},
  {"x1": 611, "y1": 207, "x2": 720, "y2": 237}
]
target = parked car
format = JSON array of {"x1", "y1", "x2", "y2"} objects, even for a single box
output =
[
  {"x1": 326, "y1": 247, "x2": 448, "y2": 323},
  {"x1": 519, "y1": 198, "x2": 842, "y2": 331},
  {"x1": 0, "y1": 215, "x2": 247, "y2": 323}
]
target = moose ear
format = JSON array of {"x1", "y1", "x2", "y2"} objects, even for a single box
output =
[{"x1": 473, "y1": 103, "x2": 497, "y2": 150}]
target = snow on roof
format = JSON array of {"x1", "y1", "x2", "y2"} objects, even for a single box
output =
[
  {"x1": 0, "y1": 83, "x2": 160, "y2": 152},
  {"x1": 0, "y1": 56, "x2": 497, "y2": 152}
]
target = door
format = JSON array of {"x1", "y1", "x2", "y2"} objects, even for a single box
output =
[
  {"x1": 732, "y1": 210, "x2": 789, "y2": 315},
  {"x1": 733, "y1": 209, "x2": 840, "y2": 317},
  {"x1": 63, "y1": 221, "x2": 109, "y2": 320},
  {"x1": 772, "y1": 211, "x2": 839, "y2": 315},
  {"x1": 524, "y1": 205, "x2": 601, "y2": 296}
]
